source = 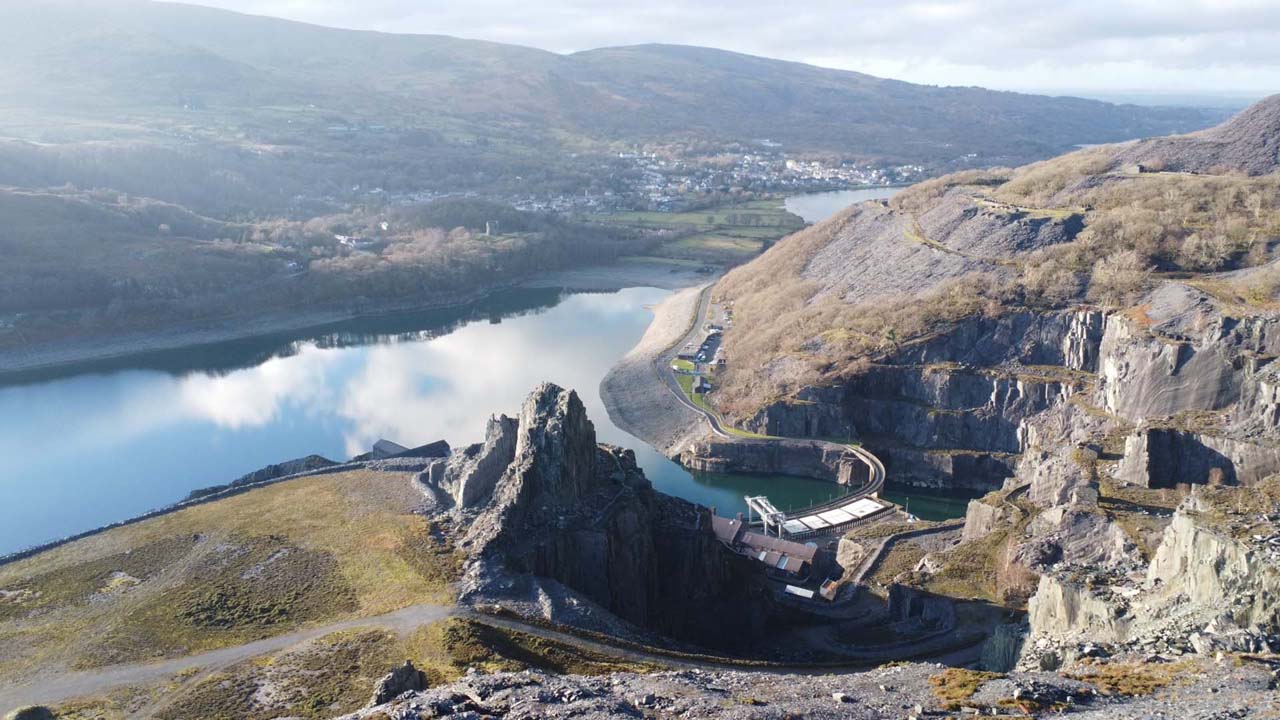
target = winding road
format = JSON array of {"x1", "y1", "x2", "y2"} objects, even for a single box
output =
[
  {"x1": 1, "y1": 596, "x2": 985, "y2": 714},
  {"x1": 652, "y1": 284, "x2": 887, "y2": 530},
  {"x1": 0, "y1": 604, "x2": 455, "y2": 713}
]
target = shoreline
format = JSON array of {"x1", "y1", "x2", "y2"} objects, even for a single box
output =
[
  {"x1": 599, "y1": 282, "x2": 710, "y2": 457},
  {"x1": 0, "y1": 260, "x2": 707, "y2": 380}
]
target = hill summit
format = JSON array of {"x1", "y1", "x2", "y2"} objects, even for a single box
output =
[{"x1": 1118, "y1": 93, "x2": 1280, "y2": 175}]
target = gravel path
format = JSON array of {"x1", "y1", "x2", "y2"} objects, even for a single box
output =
[
  {"x1": 600, "y1": 283, "x2": 709, "y2": 456},
  {"x1": 0, "y1": 603, "x2": 455, "y2": 713}
]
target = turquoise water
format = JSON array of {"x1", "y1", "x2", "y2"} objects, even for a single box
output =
[
  {"x1": 0, "y1": 286, "x2": 842, "y2": 554},
  {"x1": 880, "y1": 484, "x2": 985, "y2": 522}
]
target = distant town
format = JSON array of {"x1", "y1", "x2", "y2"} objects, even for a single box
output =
[{"x1": 361, "y1": 141, "x2": 923, "y2": 216}]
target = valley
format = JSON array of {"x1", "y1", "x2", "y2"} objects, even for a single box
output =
[{"x1": 3, "y1": 3, "x2": 1279, "y2": 719}]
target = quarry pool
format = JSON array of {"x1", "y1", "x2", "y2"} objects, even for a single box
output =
[{"x1": 0, "y1": 285, "x2": 845, "y2": 555}]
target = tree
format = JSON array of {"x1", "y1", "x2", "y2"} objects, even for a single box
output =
[
  {"x1": 1178, "y1": 233, "x2": 1232, "y2": 271},
  {"x1": 1089, "y1": 250, "x2": 1151, "y2": 305}
]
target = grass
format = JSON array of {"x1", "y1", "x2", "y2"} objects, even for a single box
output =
[
  {"x1": 657, "y1": 233, "x2": 764, "y2": 261},
  {"x1": 151, "y1": 627, "x2": 438, "y2": 720},
  {"x1": 929, "y1": 668, "x2": 1004, "y2": 710},
  {"x1": 130, "y1": 618, "x2": 664, "y2": 719},
  {"x1": 866, "y1": 542, "x2": 926, "y2": 586},
  {"x1": 592, "y1": 199, "x2": 804, "y2": 263},
  {"x1": 0, "y1": 470, "x2": 459, "y2": 679},
  {"x1": 671, "y1": 358, "x2": 695, "y2": 372},
  {"x1": 439, "y1": 618, "x2": 664, "y2": 676},
  {"x1": 672, "y1": 356, "x2": 777, "y2": 440},
  {"x1": 844, "y1": 519, "x2": 928, "y2": 541},
  {"x1": 1068, "y1": 659, "x2": 1195, "y2": 697}
]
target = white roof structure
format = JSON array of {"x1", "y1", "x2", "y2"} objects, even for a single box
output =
[
  {"x1": 782, "y1": 520, "x2": 809, "y2": 534},
  {"x1": 784, "y1": 585, "x2": 816, "y2": 599},
  {"x1": 787, "y1": 496, "x2": 887, "y2": 535}
]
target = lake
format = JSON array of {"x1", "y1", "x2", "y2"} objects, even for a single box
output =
[
  {"x1": 785, "y1": 187, "x2": 903, "y2": 223},
  {"x1": 0, "y1": 285, "x2": 850, "y2": 555}
]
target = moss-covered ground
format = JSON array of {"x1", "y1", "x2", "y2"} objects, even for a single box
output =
[{"x1": 0, "y1": 470, "x2": 460, "y2": 680}]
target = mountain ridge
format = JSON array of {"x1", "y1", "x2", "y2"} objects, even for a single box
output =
[{"x1": 0, "y1": 0, "x2": 1221, "y2": 165}]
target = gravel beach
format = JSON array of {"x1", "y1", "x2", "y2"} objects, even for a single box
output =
[{"x1": 600, "y1": 283, "x2": 709, "y2": 456}]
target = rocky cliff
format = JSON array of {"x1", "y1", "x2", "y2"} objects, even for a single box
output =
[
  {"x1": 421, "y1": 384, "x2": 776, "y2": 652},
  {"x1": 1021, "y1": 482, "x2": 1280, "y2": 669}
]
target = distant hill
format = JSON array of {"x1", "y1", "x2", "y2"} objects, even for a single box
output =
[{"x1": 0, "y1": 1, "x2": 1220, "y2": 172}]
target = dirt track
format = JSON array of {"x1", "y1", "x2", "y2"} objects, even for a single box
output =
[{"x1": 0, "y1": 603, "x2": 454, "y2": 713}]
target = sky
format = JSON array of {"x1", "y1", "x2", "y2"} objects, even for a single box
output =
[{"x1": 184, "y1": 0, "x2": 1278, "y2": 100}]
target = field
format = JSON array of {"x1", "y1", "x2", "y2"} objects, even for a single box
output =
[
  {"x1": 48, "y1": 618, "x2": 664, "y2": 720},
  {"x1": 0, "y1": 470, "x2": 459, "y2": 682},
  {"x1": 595, "y1": 199, "x2": 806, "y2": 264}
]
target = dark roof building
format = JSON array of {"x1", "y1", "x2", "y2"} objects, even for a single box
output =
[{"x1": 712, "y1": 514, "x2": 822, "y2": 578}]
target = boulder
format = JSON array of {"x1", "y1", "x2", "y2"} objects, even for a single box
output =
[
  {"x1": 961, "y1": 499, "x2": 1006, "y2": 542},
  {"x1": 369, "y1": 660, "x2": 428, "y2": 707}
]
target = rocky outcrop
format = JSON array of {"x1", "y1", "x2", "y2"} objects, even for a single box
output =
[
  {"x1": 1020, "y1": 486, "x2": 1280, "y2": 669},
  {"x1": 1021, "y1": 447, "x2": 1093, "y2": 508},
  {"x1": 962, "y1": 499, "x2": 1007, "y2": 542},
  {"x1": 455, "y1": 384, "x2": 776, "y2": 651},
  {"x1": 1019, "y1": 505, "x2": 1137, "y2": 573},
  {"x1": 369, "y1": 661, "x2": 428, "y2": 706},
  {"x1": 344, "y1": 655, "x2": 1280, "y2": 720},
  {"x1": 1098, "y1": 283, "x2": 1280, "y2": 423},
  {"x1": 185, "y1": 454, "x2": 337, "y2": 500},
  {"x1": 422, "y1": 415, "x2": 519, "y2": 509},
  {"x1": 1147, "y1": 499, "x2": 1280, "y2": 632},
  {"x1": 1024, "y1": 574, "x2": 1135, "y2": 668}
]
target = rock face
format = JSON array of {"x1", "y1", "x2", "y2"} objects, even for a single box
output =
[
  {"x1": 422, "y1": 415, "x2": 519, "y2": 509},
  {"x1": 443, "y1": 384, "x2": 775, "y2": 651},
  {"x1": 1020, "y1": 487, "x2": 1280, "y2": 669},
  {"x1": 679, "y1": 436, "x2": 868, "y2": 486},
  {"x1": 796, "y1": 192, "x2": 1084, "y2": 307},
  {"x1": 369, "y1": 661, "x2": 428, "y2": 706},
  {"x1": 1116, "y1": 427, "x2": 1280, "y2": 488},
  {"x1": 961, "y1": 499, "x2": 1007, "y2": 542},
  {"x1": 744, "y1": 309, "x2": 1103, "y2": 490}
]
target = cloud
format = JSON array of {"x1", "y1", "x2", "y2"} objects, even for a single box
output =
[{"x1": 188, "y1": 0, "x2": 1280, "y2": 93}]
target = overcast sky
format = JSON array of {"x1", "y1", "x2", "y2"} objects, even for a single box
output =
[{"x1": 188, "y1": 0, "x2": 1277, "y2": 99}]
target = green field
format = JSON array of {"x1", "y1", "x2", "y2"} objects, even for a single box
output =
[{"x1": 593, "y1": 199, "x2": 805, "y2": 264}]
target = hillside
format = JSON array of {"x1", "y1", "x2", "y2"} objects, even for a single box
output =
[
  {"x1": 694, "y1": 94, "x2": 1280, "y2": 681},
  {"x1": 0, "y1": 1, "x2": 1222, "y2": 218},
  {"x1": 0, "y1": 190, "x2": 643, "y2": 354},
  {"x1": 715, "y1": 94, "x2": 1280, "y2": 420}
]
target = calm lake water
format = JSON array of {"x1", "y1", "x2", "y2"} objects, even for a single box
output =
[
  {"x1": 785, "y1": 187, "x2": 903, "y2": 223},
  {"x1": 0, "y1": 286, "x2": 852, "y2": 555}
]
